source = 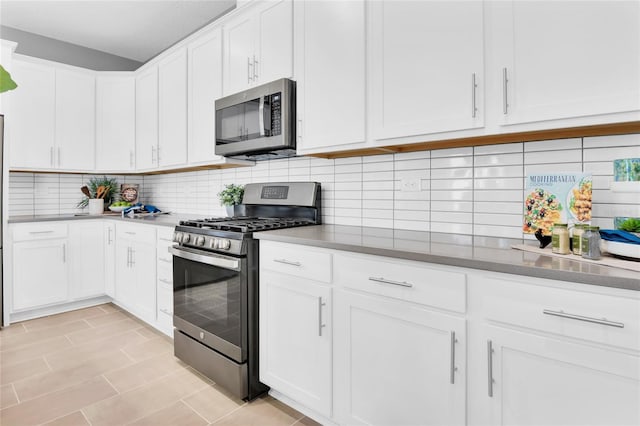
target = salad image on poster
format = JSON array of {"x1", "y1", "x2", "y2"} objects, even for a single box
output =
[{"x1": 523, "y1": 173, "x2": 592, "y2": 235}]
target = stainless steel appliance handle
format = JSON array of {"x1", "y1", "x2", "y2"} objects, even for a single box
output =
[
  {"x1": 450, "y1": 331, "x2": 457, "y2": 384},
  {"x1": 542, "y1": 309, "x2": 624, "y2": 328},
  {"x1": 273, "y1": 258, "x2": 301, "y2": 267},
  {"x1": 169, "y1": 246, "x2": 240, "y2": 271},
  {"x1": 368, "y1": 276, "x2": 413, "y2": 288},
  {"x1": 502, "y1": 67, "x2": 509, "y2": 115},
  {"x1": 487, "y1": 340, "x2": 494, "y2": 397},
  {"x1": 318, "y1": 297, "x2": 326, "y2": 337},
  {"x1": 259, "y1": 96, "x2": 265, "y2": 136},
  {"x1": 471, "y1": 73, "x2": 478, "y2": 118}
]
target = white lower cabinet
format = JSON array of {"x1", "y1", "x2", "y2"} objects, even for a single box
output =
[
  {"x1": 11, "y1": 224, "x2": 69, "y2": 311},
  {"x1": 115, "y1": 224, "x2": 157, "y2": 324},
  {"x1": 155, "y1": 227, "x2": 175, "y2": 337},
  {"x1": 104, "y1": 222, "x2": 116, "y2": 298},
  {"x1": 260, "y1": 269, "x2": 332, "y2": 417},
  {"x1": 69, "y1": 221, "x2": 105, "y2": 299},
  {"x1": 482, "y1": 325, "x2": 639, "y2": 426},
  {"x1": 334, "y1": 288, "x2": 466, "y2": 426}
]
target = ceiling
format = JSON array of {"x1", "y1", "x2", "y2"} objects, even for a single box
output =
[{"x1": 0, "y1": 0, "x2": 236, "y2": 63}]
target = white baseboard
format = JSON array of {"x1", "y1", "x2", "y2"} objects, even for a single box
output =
[
  {"x1": 268, "y1": 389, "x2": 337, "y2": 426},
  {"x1": 8, "y1": 295, "x2": 112, "y2": 323}
]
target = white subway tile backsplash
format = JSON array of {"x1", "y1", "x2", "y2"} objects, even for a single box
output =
[{"x1": 9, "y1": 134, "x2": 640, "y2": 238}]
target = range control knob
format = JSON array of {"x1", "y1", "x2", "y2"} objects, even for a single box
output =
[
  {"x1": 217, "y1": 239, "x2": 231, "y2": 250},
  {"x1": 181, "y1": 233, "x2": 191, "y2": 244},
  {"x1": 209, "y1": 239, "x2": 217, "y2": 249},
  {"x1": 195, "y1": 236, "x2": 205, "y2": 247},
  {"x1": 173, "y1": 232, "x2": 182, "y2": 242}
]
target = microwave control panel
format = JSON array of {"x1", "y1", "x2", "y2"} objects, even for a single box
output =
[{"x1": 270, "y1": 92, "x2": 281, "y2": 136}]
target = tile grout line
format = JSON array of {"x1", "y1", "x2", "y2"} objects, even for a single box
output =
[
  {"x1": 10, "y1": 383, "x2": 20, "y2": 404},
  {"x1": 100, "y1": 374, "x2": 121, "y2": 395},
  {"x1": 79, "y1": 409, "x2": 93, "y2": 426},
  {"x1": 207, "y1": 400, "x2": 249, "y2": 425}
]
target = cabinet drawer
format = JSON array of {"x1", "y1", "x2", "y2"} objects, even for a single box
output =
[
  {"x1": 12, "y1": 223, "x2": 68, "y2": 241},
  {"x1": 116, "y1": 223, "x2": 156, "y2": 244},
  {"x1": 157, "y1": 263, "x2": 173, "y2": 287},
  {"x1": 157, "y1": 285, "x2": 173, "y2": 330},
  {"x1": 157, "y1": 244, "x2": 173, "y2": 265},
  {"x1": 261, "y1": 241, "x2": 332, "y2": 283},
  {"x1": 480, "y1": 276, "x2": 640, "y2": 351},
  {"x1": 334, "y1": 253, "x2": 466, "y2": 313},
  {"x1": 157, "y1": 227, "x2": 175, "y2": 244}
]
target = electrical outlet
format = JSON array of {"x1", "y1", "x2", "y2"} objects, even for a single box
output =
[{"x1": 400, "y1": 178, "x2": 421, "y2": 192}]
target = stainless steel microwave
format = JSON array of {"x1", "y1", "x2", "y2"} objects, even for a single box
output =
[{"x1": 215, "y1": 78, "x2": 296, "y2": 161}]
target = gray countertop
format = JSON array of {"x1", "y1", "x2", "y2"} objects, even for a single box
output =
[
  {"x1": 255, "y1": 225, "x2": 640, "y2": 292},
  {"x1": 8, "y1": 213, "x2": 194, "y2": 228}
]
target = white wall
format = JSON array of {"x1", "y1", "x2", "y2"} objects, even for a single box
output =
[{"x1": 8, "y1": 133, "x2": 640, "y2": 239}]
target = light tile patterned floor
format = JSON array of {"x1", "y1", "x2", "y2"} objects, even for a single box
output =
[{"x1": 0, "y1": 304, "x2": 320, "y2": 426}]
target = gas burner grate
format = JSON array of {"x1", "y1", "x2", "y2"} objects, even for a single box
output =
[{"x1": 179, "y1": 217, "x2": 316, "y2": 233}]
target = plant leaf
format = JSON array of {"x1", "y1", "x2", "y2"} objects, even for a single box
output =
[{"x1": 0, "y1": 64, "x2": 18, "y2": 93}]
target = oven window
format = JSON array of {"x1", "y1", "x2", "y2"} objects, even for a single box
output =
[{"x1": 173, "y1": 256, "x2": 245, "y2": 349}]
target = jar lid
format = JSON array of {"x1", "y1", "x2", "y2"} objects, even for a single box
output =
[
  {"x1": 553, "y1": 223, "x2": 568, "y2": 227},
  {"x1": 585, "y1": 226, "x2": 600, "y2": 231},
  {"x1": 574, "y1": 223, "x2": 587, "y2": 228}
]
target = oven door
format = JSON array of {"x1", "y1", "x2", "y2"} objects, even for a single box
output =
[{"x1": 170, "y1": 246, "x2": 247, "y2": 363}]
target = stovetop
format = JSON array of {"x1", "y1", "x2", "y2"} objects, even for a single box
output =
[{"x1": 179, "y1": 216, "x2": 317, "y2": 234}]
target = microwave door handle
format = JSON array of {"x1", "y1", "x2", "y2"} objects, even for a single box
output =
[{"x1": 259, "y1": 97, "x2": 266, "y2": 137}]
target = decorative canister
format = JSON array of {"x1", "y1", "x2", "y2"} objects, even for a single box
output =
[
  {"x1": 613, "y1": 158, "x2": 640, "y2": 182},
  {"x1": 88, "y1": 198, "x2": 104, "y2": 215},
  {"x1": 552, "y1": 223, "x2": 570, "y2": 254}
]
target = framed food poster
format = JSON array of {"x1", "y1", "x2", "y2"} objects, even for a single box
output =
[{"x1": 523, "y1": 173, "x2": 592, "y2": 235}]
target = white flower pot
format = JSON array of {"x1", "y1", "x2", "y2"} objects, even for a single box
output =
[{"x1": 88, "y1": 198, "x2": 104, "y2": 215}]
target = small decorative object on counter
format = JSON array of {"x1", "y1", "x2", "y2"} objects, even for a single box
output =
[
  {"x1": 77, "y1": 176, "x2": 118, "y2": 209},
  {"x1": 121, "y1": 184, "x2": 139, "y2": 204},
  {"x1": 581, "y1": 226, "x2": 602, "y2": 260},
  {"x1": 218, "y1": 184, "x2": 245, "y2": 217},
  {"x1": 572, "y1": 224, "x2": 587, "y2": 255},
  {"x1": 552, "y1": 223, "x2": 570, "y2": 254}
]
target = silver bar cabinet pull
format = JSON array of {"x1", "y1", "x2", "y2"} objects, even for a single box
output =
[
  {"x1": 108, "y1": 227, "x2": 113, "y2": 244},
  {"x1": 368, "y1": 277, "x2": 413, "y2": 288},
  {"x1": 129, "y1": 150, "x2": 134, "y2": 168},
  {"x1": 158, "y1": 258, "x2": 172, "y2": 264},
  {"x1": 62, "y1": 243, "x2": 66, "y2": 263},
  {"x1": 29, "y1": 230, "x2": 54, "y2": 234},
  {"x1": 247, "y1": 57, "x2": 252, "y2": 84},
  {"x1": 543, "y1": 309, "x2": 624, "y2": 328},
  {"x1": 57, "y1": 147, "x2": 61, "y2": 167},
  {"x1": 318, "y1": 297, "x2": 326, "y2": 336},
  {"x1": 50, "y1": 147, "x2": 54, "y2": 167},
  {"x1": 450, "y1": 331, "x2": 458, "y2": 384},
  {"x1": 253, "y1": 54, "x2": 259, "y2": 80},
  {"x1": 159, "y1": 278, "x2": 172, "y2": 284},
  {"x1": 502, "y1": 67, "x2": 509, "y2": 115},
  {"x1": 273, "y1": 258, "x2": 302, "y2": 267},
  {"x1": 126, "y1": 247, "x2": 130, "y2": 268},
  {"x1": 487, "y1": 340, "x2": 494, "y2": 397},
  {"x1": 471, "y1": 73, "x2": 478, "y2": 118},
  {"x1": 160, "y1": 308, "x2": 173, "y2": 315}
]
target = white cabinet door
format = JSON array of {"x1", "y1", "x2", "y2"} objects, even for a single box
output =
[
  {"x1": 334, "y1": 289, "x2": 466, "y2": 426},
  {"x1": 294, "y1": 0, "x2": 366, "y2": 152},
  {"x1": 188, "y1": 28, "x2": 223, "y2": 165},
  {"x1": 369, "y1": 0, "x2": 484, "y2": 141},
  {"x1": 9, "y1": 60, "x2": 56, "y2": 169},
  {"x1": 69, "y1": 221, "x2": 105, "y2": 299},
  {"x1": 158, "y1": 48, "x2": 188, "y2": 168},
  {"x1": 484, "y1": 325, "x2": 640, "y2": 426},
  {"x1": 256, "y1": 0, "x2": 293, "y2": 84},
  {"x1": 104, "y1": 222, "x2": 116, "y2": 298},
  {"x1": 96, "y1": 75, "x2": 136, "y2": 171},
  {"x1": 223, "y1": 12, "x2": 255, "y2": 95},
  {"x1": 54, "y1": 69, "x2": 95, "y2": 170},
  {"x1": 130, "y1": 240, "x2": 157, "y2": 324},
  {"x1": 260, "y1": 270, "x2": 332, "y2": 417},
  {"x1": 115, "y1": 240, "x2": 136, "y2": 311},
  {"x1": 135, "y1": 66, "x2": 159, "y2": 170},
  {"x1": 494, "y1": 1, "x2": 640, "y2": 125},
  {"x1": 12, "y1": 239, "x2": 68, "y2": 311}
]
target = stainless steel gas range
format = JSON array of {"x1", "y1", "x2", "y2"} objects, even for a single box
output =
[{"x1": 169, "y1": 182, "x2": 321, "y2": 401}]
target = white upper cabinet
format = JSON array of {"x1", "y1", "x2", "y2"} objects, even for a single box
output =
[
  {"x1": 9, "y1": 59, "x2": 56, "y2": 169},
  {"x1": 55, "y1": 68, "x2": 95, "y2": 170},
  {"x1": 491, "y1": 0, "x2": 640, "y2": 126},
  {"x1": 9, "y1": 59, "x2": 95, "y2": 171},
  {"x1": 96, "y1": 75, "x2": 136, "y2": 171},
  {"x1": 188, "y1": 28, "x2": 223, "y2": 165},
  {"x1": 294, "y1": 0, "x2": 366, "y2": 153},
  {"x1": 369, "y1": 0, "x2": 484, "y2": 142},
  {"x1": 223, "y1": 0, "x2": 292, "y2": 95},
  {"x1": 158, "y1": 48, "x2": 188, "y2": 168},
  {"x1": 135, "y1": 66, "x2": 159, "y2": 170}
]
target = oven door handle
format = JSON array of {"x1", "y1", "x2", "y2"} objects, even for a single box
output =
[{"x1": 169, "y1": 246, "x2": 241, "y2": 271}]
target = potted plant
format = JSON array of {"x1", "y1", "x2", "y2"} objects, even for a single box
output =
[
  {"x1": 77, "y1": 176, "x2": 119, "y2": 209},
  {"x1": 218, "y1": 184, "x2": 244, "y2": 217}
]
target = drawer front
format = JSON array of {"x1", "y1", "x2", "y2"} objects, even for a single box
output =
[
  {"x1": 157, "y1": 227, "x2": 175, "y2": 245},
  {"x1": 156, "y1": 285, "x2": 173, "y2": 330},
  {"x1": 334, "y1": 253, "x2": 466, "y2": 313},
  {"x1": 479, "y1": 275, "x2": 640, "y2": 351},
  {"x1": 12, "y1": 222, "x2": 68, "y2": 241},
  {"x1": 157, "y1": 263, "x2": 173, "y2": 287},
  {"x1": 116, "y1": 223, "x2": 156, "y2": 244},
  {"x1": 260, "y1": 241, "x2": 332, "y2": 283}
]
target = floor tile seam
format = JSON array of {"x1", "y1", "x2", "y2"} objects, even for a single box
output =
[
  {"x1": 179, "y1": 397, "x2": 217, "y2": 424},
  {"x1": 99, "y1": 374, "x2": 121, "y2": 395},
  {"x1": 10, "y1": 383, "x2": 20, "y2": 405},
  {"x1": 79, "y1": 409, "x2": 92, "y2": 426},
  {"x1": 22, "y1": 311, "x2": 112, "y2": 333},
  {"x1": 207, "y1": 400, "x2": 250, "y2": 425},
  {"x1": 104, "y1": 361, "x2": 188, "y2": 394},
  {"x1": 0, "y1": 331, "x2": 75, "y2": 354},
  {"x1": 119, "y1": 348, "x2": 138, "y2": 364}
]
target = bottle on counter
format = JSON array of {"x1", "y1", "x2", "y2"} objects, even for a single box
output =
[
  {"x1": 552, "y1": 223, "x2": 570, "y2": 254},
  {"x1": 582, "y1": 226, "x2": 602, "y2": 260},
  {"x1": 572, "y1": 223, "x2": 587, "y2": 255}
]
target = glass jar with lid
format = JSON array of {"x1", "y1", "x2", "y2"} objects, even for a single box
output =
[
  {"x1": 552, "y1": 223, "x2": 570, "y2": 254},
  {"x1": 572, "y1": 224, "x2": 587, "y2": 255},
  {"x1": 581, "y1": 226, "x2": 602, "y2": 260}
]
